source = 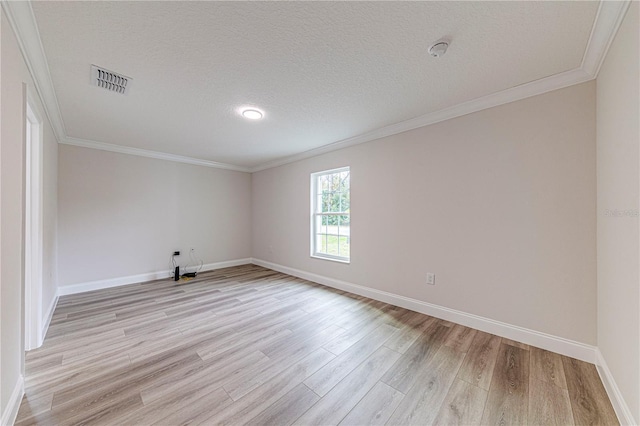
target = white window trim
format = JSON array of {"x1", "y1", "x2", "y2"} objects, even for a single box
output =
[{"x1": 310, "y1": 166, "x2": 350, "y2": 264}]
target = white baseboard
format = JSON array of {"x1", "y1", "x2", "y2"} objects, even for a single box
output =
[
  {"x1": 57, "y1": 270, "x2": 176, "y2": 296},
  {"x1": 251, "y1": 258, "x2": 597, "y2": 363},
  {"x1": 1, "y1": 375, "x2": 24, "y2": 426},
  {"x1": 39, "y1": 292, "x2": 59, "y2": 345},
  {"x1": 57, "y1": 258, "x2": 252, "y2": 296},
  {"x1": 199, "y1": 259, "x2": 253, "y2": 274},
  {"x1": 596, "y1": 349, "x2": 636, "y2": 425}
]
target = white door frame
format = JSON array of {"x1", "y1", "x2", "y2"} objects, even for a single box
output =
[{"x1": 24, "y1": 98, "x2": 44, "y2": 351}]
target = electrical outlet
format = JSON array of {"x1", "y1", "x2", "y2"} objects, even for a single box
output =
[
  {"x1": 173, "y1": 251, "x2": 180, "y2": 256},
  {"x1": 426, "y1": 273, "x2": 436, "y2": 285},
  {"x1": 268, "y1": 245, "x2": 274, "y2": 254}
]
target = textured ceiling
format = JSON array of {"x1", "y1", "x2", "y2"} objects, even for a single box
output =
[{"x1": 32, "y1": 1, "x2": 599, "y2": 168}]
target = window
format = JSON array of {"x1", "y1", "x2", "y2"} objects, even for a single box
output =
[{"x1": 311, "y1": 167, "x2": 350, "y2": 262}]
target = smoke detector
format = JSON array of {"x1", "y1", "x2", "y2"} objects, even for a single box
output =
[
  {"x1": 91, "y1": 65, "x2": 132, "y2": 95},
  {"x1": 428, "y1": 40, "x2": 450, "y2": 58}
]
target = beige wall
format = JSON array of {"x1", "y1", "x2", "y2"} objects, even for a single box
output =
[
  {"x1": 1, "y1": 9, "x2": 58, "y2": 418},
  {"x1": 57, "y1": 145, "x2": 252, "y2": 287},
  {"x1": 253, "y1": 81, "x2": 597, "y2": 345},
  {"x1": 597, "y1": 3, "x2": 640, "y2": 422}
]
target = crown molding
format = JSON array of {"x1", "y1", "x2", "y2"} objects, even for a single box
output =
[
  {"x1": 5, "y1": 0, "x2": 630, "y2": 173},
  {"x1": 249, "y1": 0, "x2": 630, "y2": 173},
  {"x1": 1, "y1": 0, "x2": 66, "y2": 142},
  {"x1": 581, "y1": 0, "x2": 631, "y2": 78},
  {"x1": 61, "y1": 137, "x2": 251, "y2": 172},
  {"x1": 249, "y1": 67, "x2": 592, "y2": 172}
]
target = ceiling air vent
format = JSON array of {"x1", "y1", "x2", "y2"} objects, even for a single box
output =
[{"x1": 90, "y1": 65, "x2": 131, "y2": 95}]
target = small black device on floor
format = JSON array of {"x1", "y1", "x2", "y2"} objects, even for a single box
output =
[
  {"x1": 182, "y1": 272, "x2": 197, "y2": 278},
  {"x1": 174, "y1": 266, "x2": 180, "y2": 281}
]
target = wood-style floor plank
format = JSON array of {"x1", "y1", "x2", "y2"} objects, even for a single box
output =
[
  {"x1": 502, "y1": 337, "x2": 530, "y2": 350},
  {"x1": 246, "y1": 383, "x2": 320, "y2": 426},
  {"x1": 456, "y1": 330, "x2": 501, "y2": 391},
  {"x1": 293, "y1": 346, "x2": 401, "y2": 425},
  {"x1": 445, "y1": 324, "x2": 478, "y2": 353},
  {"x1": 322, "y1": 313, "x2": 390, "y2": 355},
  {"x1": 304, "y1": 323, "x2": 397, "y2": 396},
  {"x1": 383, "y1": 315, "x2": 437, "y2": 354},
  {"x1": 380, "y1": 323, "x2": 450, "y2": 393},
  {"x1": 530, "y1": 346, "x2": 568, "y2": 390},
  {"x1": 224, "y1": 325, "x2": 343, "y2": 401},
  {"x1": 152, "y1": 386, "x2": 233, "y2": 426},
  {"x1": 386, "y1": 345, "x2": 466, "y2": 425},
  {"x1": 118, "y1": 382, "x2": 233, "y2": 425},
  {"x1": 338, "y1": 382, "x2": 404, "y2": 426},
  {"x1": 562, "y1": 355, "x2": 619, "y2": 425},
  {"x1": 480, "y1": 342, "x2": 530, "y2": 425},
  {"x1": 204, "y1": 348, "x2": 335, "y2": 425},
  {"x1": 14, "y1": 394, "x2": 53, "y2": 424},
  {"x1": 15, "y1": 265, "x2": 619, "y2": 426},
  {"x1": 528, "y1": 378, "x2": 575, "y2": 425},
  {"x1": 138, "y1": 349, "x2": 269, "y2": 405},
  {"x1": 432, "y1": 378, "x2": 488, "y2": 425}
]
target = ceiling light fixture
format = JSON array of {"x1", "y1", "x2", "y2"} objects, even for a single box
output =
[
  {"x1": 241, "y1": 108, "x2": 264, "y2": 120},
  {"x1": 428, "y1": 40, "x2": 450, "y2": 58}
]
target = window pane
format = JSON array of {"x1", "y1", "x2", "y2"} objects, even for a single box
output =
[
  {"x1": 339, "y1": 235, "x2": 350, "y2": 258},
  {"x1": 331, "y1": 191, "x2": 341, "y2": 212},
  {"x1": 316, "y1": 215, "x2": 327, "y2": 234},
  {"x1": 320, "y1": 175, "x2": 329, "y2": 193},
  {"x1": 340, "y1": 171, "x2": 350, "y2": 190},
  {"x1": 326, "y1": 234, "x2": 339, "y2": 256},
  {"x1": 317, "y1": 234, "x2": 326, "y2": 254},
  {"x1": 339, "y1": 193, "x2": 349, "y2": 213},
  {"x1": 338, "y1": 213, "x2": 350, "y2": 258},
  {"x1": 327, "y1": 213, "x2": 338, "y2": 229},
  {"x1": 332, "y1": 215, "x2": 339, "y2": 239},
  {"x1": 311, "y1": 168, "x2": 350, "y2": 261},
  {"x1": 321, "y1": 193, "x2": 331, "y2": 213},
  {"x1": 339, "y1": 215, "x2": 350, "y2": 236}
]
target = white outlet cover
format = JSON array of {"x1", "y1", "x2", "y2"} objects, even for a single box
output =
[{"x1": 426, "y1": 273, "x2": 436, "y2": 285}]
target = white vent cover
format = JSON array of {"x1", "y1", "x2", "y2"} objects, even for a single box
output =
[{"x1": 90, "y1": 65, "x2": 131, "y2": 95}]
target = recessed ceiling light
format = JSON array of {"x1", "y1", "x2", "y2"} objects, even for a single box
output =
[{"x1": 241, "y1": 108, "x2": 264, "y2": 120}]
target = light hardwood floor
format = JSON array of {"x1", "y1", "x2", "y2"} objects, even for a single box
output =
[{"x1": 16, "y1": 265, "x2": 618, "y2": 425}]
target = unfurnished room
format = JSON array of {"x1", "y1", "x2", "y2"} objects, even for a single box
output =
[{"x1": 0, "y1": 1, "x2": 639, "y2": 425}]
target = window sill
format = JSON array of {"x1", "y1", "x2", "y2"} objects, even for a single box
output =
[{"x1": 311, "y1": 254, "x2": 350, "y2": 264}]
